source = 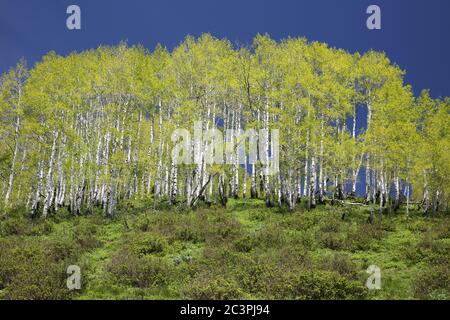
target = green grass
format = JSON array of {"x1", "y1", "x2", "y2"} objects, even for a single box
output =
[{"x1": 0, "y1": 198, "x2": 448, "y2": 300}]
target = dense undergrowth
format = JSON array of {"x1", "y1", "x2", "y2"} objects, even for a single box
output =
[{"x1": 0, "y1": 198, "x2": 448, "y2": 300}]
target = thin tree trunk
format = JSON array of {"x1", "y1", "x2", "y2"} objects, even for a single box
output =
[
  {"x1": 5, "y1": 117, "x2": 20, "y2": 206},
  {"x1": 42, "y1": 131, "x2": 59, "y2": 218}
]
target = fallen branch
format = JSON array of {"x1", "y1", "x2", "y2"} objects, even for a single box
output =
[{"x1": 327, "y1": 199, "x2": 369, "y2": 207}]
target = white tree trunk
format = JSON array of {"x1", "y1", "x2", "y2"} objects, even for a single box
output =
[
  {"x1": 42, "y1": 131, "x2": 59, "y2": 218},
  {"x1": 5, "y1": 117, "x2": 20, "y2": 206},
  {"x1": 31, "y1": 159, "x2": 44, "y2": 216}
]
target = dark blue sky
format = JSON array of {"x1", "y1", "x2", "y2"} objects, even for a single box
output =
[{"x1": 1, "y1": 0, "x2": 449, "y2": 98}]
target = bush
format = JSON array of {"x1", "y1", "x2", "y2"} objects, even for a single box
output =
[
  {"x1": 293, "y1": 229, "x2": 317, "y2": 250},
  {"x1": 30, "y1": 220, "x2": 54, "y2": 236},
  {"x1": 275, "y1": 246, "x2": 312, "y2": 268},
  {"x1": 209, "y1": 216, "x2": 242, "y2": 242},
  {"x1": 133, "y1": 212, "x2": 178, "y2": 235},
  {"x1": 407, "y1": 220, "x2": 430, "y2": 233},
  {"x1": 318, "y1": 232, "x2": 346, "y2": 250},
  {"x1": 415, "y1": 236, "x2": 449, "y2": 265},
  {"x1": 248, "y1": 210, "x2": 269, "y2": 222},
  {"x1": 280, "y1": 214, "x2": 314, "y2": 231},
  {"x1": 134, "y1": 215, "x2": 152, "y2": 232},
  {"x1": 4, "y1": 262, "x2": 71, "y2": 300},
  {"x1": 0, "y1": 217, "x2": 30, "y2": 236},
  {"x1": 253, "y1": 225, "x2": 286, "y2": 248},
  {"x1": 108, "y1": 247, "x2": 173, "y2": 288},
  {"x1": 235, "y1": 262, "x2": 273, "y2": 295},
  {"x1": 414, "y1": 266, "x2": 450, "y2": 300},
  {"x1": 0, "y1": 240, "x2": 15, "y2": 289},
  {"x1": 402, "y1": 244, "x2": 426, "y2": 264},
  {"x1": 318, "y1": 253, "x2": 358, "y2": 279},
  {"x1": 74, "y1": 219, "x2": 100, "y2": 250},
  {"x1": 318, "y1": 217, "x2": 342, "y2": 233},
  {"x1": 274, "y1": 271, "x2": 367, "y2": 300},
  {"x1": 0, "y1": 239, "x2": 74, "y2": 299},
  {"x1": 346, "y1": 224, "x2": 384, "y2": 251},
  {"x1": 47, "y1": 239, "x2": 80, "y2": 262},
  {"x1": 133, "y1": 234, "x2": 168, "y2": 257},
  {"x1": 175, "y1": 226, "x2": 204, "y2": 243},
  {"x1": 233, "y1": 234, "x2": 256, "y2": 252},
  {"x1": 183, "y1": 275, "x2": 246, "y2": 300}
]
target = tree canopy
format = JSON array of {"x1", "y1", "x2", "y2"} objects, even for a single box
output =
[{"x1": 0, "y1": 34, "x2": 448, "y2": 217}]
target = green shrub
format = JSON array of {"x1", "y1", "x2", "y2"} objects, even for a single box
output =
[
  {"x1": 414, "y1": 266, "x2": 450, "y2": 300},
  {"x1": 294, "y1": 229, "x2": 317, "y2": 250},
  {"x1": 133, "y1": 234, "x2": 168, "y2": 256},
  {"x1": 47, "y1": 239, "x2": 80, "y2": 262},
  {"x1": 0, "y1": 239, "x2": 74, "y2": 299},
  {"x1": 403, "y1": 244, "x2": 426, "y2": 264},
  {"x1": 318, "y1": 218, "x2": 342, "y2": 233},
  {"x1": 415, "y1": 236, "x2": 449, "y2": 265},
  {"x1": 318, "y1": 253, "x2": 358, "y2": 279},
  {"x1": 175, "y1": 226, "x2": 204, "y2": 243},
  {"x1": 4, "y1": 262, "x2": 72, "y2": 300},
  {"x1": 0, "y1": 217, "x2": 30, "y2": 236},
  {"x1": 30, "y1": 220, "x2": 54, "y2": 236},
  {"x1": 73, "y1": 221, "x2": 101, "y2": 250},
  {"x1": 318, "y1": 232, "x2": 346, "y2": 250},
  {"x1": 235, "y1": 262, "x2": 275, "y2": 295},
  {"x1": 346, "y1": 224, "x2": 384, "y2": 251},
  {"x1": 108, "y1": 247, "x2": 173, "y2": 288},
  {"x1": 201, "y1": 246, "x2": 242, "y2": 271},
  {"x1": 280, "y1": 214, "x2": 314, "y2": 231},
  {"x1": 134, "y1": 215, "x2": 152, "y2": 232},
  {"x1": 210, "y1": 216, "x2": 242, "y2": 241},
  {"x1": 248, "y1": 210, "x2": 269, "y2": 222},
  {"x1": 233, "y1": 234, "x2": 256, "y2": 252},
  {"x1": 407, "y1": 220, "x2": 430, "y2": 233},
  {"x1": 275, "y1": 246, "x2": 312, "y2": 268},
  {"x1": 133, "y1": 212, "x2": 178, "y2": 235},
  {"x1": 173, "y1": 249, "x2": 194, "y2": 265},
  {"x1": 183, "y1": 275, "x2": 246, "y2": 300},
  {"x1": 253, "y1": 225, "x2": 286, "y2": 248},
  {"x1": 0, "y1": 240, "x2": 15, "y2": 289},
  {"x1": 274, "y1": 271, "x2": 367, "y2": 300},
  {"x1": 434, "y1": 224, "x2": 450, "y2": 240},
  {"x1": 380, "y1": 221, "x2": 396, "y2": 232}
]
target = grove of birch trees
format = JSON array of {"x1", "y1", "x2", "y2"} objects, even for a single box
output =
[{"x1": 0, "y1": 34, "x2": 449, "y2": 217}]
